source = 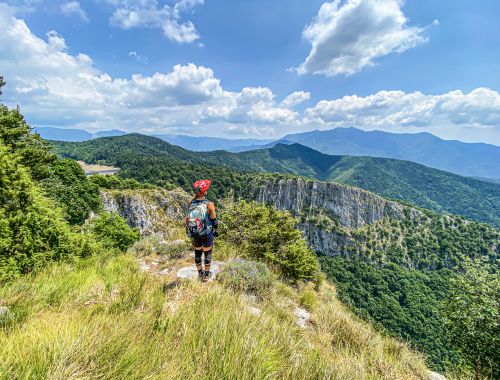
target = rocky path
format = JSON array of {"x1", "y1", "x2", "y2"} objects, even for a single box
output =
[{"x1": 138, "y1": 251, "x2": 225, "y2": 283}]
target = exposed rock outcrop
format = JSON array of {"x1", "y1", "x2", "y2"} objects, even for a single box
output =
[
  {"x1": 100, "y1": 188, "x2": 190, "y2": 235},
  {"x1": 251, "y1": 178, "x2": 416, "y2": 228},
  {"x1": 247, "y1": 178, "x2": 423, "y2": 258}
]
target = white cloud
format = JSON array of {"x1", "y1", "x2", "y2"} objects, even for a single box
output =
[
  {"x1": 0, "y1": 8, "x2": 300, "y2": 136},
  {"x1": 296, "y1": 0, "x2": 431, "y2": 77},
  {"x1": 129, "y1": 51, "x2": 148, "y2": 64},
  {"x1": 280, "y1": 91, "x2": 311, "y2": 108},
  {"x1": 107, "y1": 0, "x2": 203, "y2": 44},
  {"x1": 61, "y1": 1, "x2": 89, "y2": 22},
  {"x1": 304, "y1": 88, "x2": 500, "y2": 141}
]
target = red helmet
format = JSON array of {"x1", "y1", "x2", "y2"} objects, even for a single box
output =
[{"x1": 193, "y1": 179, "x2": 211, "y2": 193}]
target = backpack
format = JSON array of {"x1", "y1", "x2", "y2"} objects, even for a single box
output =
[{"x1": 186, "y1": 200, "x2": 212, "y2": 237}]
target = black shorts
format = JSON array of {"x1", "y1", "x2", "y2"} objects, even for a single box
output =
[{"x1": 192, "y1": 232, "x2": 214, "y2": 248}]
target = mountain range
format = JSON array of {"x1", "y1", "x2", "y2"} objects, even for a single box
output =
[
  {"x1": 51, "y1": 134, "x2": 500, "y2": 227},
  {"x1": 235, "y1": 127, "x2": 500, "y2": 180},
  {"x1": 37, "y1": 126, "x2": 500, "y2": 180}
]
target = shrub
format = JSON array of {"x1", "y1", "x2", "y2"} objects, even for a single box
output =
[
  {"x1": 41, "y1": 159, "x2": 101, "y2": 225},
  {"x1": 218, "y1": 259, "x2": 275, "y2": 297},
  {"x1": 0, "y1": 143, "x2": 83, "y2": 283},
  {"x1": 85, "y1": 212, "x2": 140, "y2": 251},
  {"x1": 128, "y1": 234, "x2": 189, "y2": 259},
  {"x1": 299, "y1": 287, "x2": 318, "y2": 311},
  {"x1": 219, "y1": 200, "x2": 320, "y2": 283}
]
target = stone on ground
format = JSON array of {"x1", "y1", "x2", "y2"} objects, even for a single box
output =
[
  {"x1": 176, "y1": 261, "x2": 224, "y2": 281},
  {"x1": 427, "y1": 371, "x2": 446, "y2": 380},
  {"x1": 139, "y1": 261, "x2": 150, "y2": 272},
  {"x1": 158, "y1": 268, "x2": 171, "y2": 276},
  {"x1": 248, "y1": 306, "x2": 261, "y2": 316},
  {"x1": 294, "y1": 307, "x2": 311, "y2": 328},
  {"x1": 0, "y1": 306, "x2": 12, "y2": 322}
]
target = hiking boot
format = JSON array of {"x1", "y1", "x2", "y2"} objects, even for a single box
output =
[
  {"x1": 202, "y1": 270, "x2": 212, "y2": 282},
  {"x1": 198, "y1": 270, "x2": 204, "y2": 281}
]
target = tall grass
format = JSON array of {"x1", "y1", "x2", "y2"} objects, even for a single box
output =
[{"x1": 0, "y1": 250, "x2": 429, "y2": 379}]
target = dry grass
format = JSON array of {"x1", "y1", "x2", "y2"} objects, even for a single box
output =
[{"x1": 0, "y1": 244, "x2": 430, "y2": 379}]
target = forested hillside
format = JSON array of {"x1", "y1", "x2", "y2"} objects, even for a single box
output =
[
  {"x1": 272, "y1": 127, "x2": 500, "y2": 180},
  {"x1": 52, "y1": 134, "x2": 500, "y2": 227}
]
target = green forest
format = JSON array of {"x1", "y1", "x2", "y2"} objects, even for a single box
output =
[{"x1": 51, "y1": 135, "x2": 500, "y2": 227}]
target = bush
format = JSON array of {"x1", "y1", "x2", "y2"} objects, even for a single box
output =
[
  {"x1": 219, "y1": 200, "x2": 320, "y2": 283},
  {"x1": 85, "y1": 212, "x2": 140, "y2": 251},
  {"x1": 218, "y1": 259, "x2": 275, "y2": 297},
  {"x1": 41, "y1": 159, "x2": 101, "y2": 225},
  {"x1": 89, "y1": 174, "x2": 156, "y2": 190},
  {"x1": 299, "y1": 287, "x2": 317, "y2": 311},
  {"x1": 0, "y1": 143, "x2": 85, "y2": 283},
  {"x1": 128, "y1": 234, "x2": 189, "y2": 259}
]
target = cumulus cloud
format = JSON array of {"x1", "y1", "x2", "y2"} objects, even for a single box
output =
[
  {"x1": 304, "y1": 88, "x2": 500, "y2": 136},
  {"x1": 296, "y1": 0, "x2": 431, "y2": 77},
  {"x1": 106, "y1": 0, "x2": 204, "y2": 44},
  {"x1": 0, "y1": 8, "x2": 300, "y2": 136},
  {"x1": 61, "y1": 1, "x2": 89, "y2": 22}
]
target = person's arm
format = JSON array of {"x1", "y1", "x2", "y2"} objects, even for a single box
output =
[{"x1": 208, "y1": 202, "x2": 218, "y2": 236}]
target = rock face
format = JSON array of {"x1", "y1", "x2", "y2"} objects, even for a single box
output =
[
  {"x1": 252, "y1": 178, "x2": 410, "y2": 228},
  {"x1": 100, "y1": 188, "x2": 191, "y2": 235},
  {"x1": 248, "y1": 178, "x2": 422, "y2": 257}
]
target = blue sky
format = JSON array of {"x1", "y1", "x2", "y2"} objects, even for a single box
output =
[{"x1": 1, "y1": 0, "x2": 499, "y2": 144}]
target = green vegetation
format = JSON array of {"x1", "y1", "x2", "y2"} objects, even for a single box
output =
[
  {"x1": 299, "y1": 285, "x2": 318, "y2": 311},
  {"x1": 41, "y1": 159, "x2": 101, "y2": 224},
  {"x1": 304, "y1": 209, "x2": 499, "y2": 271},
  {"x1": 51, "y1": 135, "x2": 500, "y2": 227},
  {"x1": 128, "y1": 234, "x2": 190, "y2": 259},
  {"x1": 51, "y1": 134, "x2": 257, "y2": 200},
  {"x1": 218, "y1": 259, "x2": 276, "y2": 297},
  {"x1": 219, "y1": 200, "x2": 320, "y2": 283},
  {"x1": 0, "y1": 250, "x2": 429, "y2": 379},
  {"x1": 50, "y1": 133, "x2": 500, "y2": 374},
  {"x1": 89, "y1": 173, "x2": 158, "y2": 190},
  {"x1": 0, "y1": 95, "x2": 434, "y2": 378},
  {"x1": 0, "y1": 103, "x2": 133, "y2": 282},
  {"x1": 84, "y1": 212, "x2": 140, "y2": 251},
  {"x1": 0, "y1": 142, "x2": 87, "y2": 282},
  {"x1": 444, "y1": 259, "x2": 499, "y2": 379},
  {"x1": 320, "y1": 257, "x2": 456, "y2": 371},
  {"x1": 315, "y1": 209, "x2": 498, "y2": 372}
]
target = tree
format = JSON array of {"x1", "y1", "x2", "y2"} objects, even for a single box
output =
[
  {"x1": 444, "y1": 259, "x2": 499, "y2": 379},
  {"x1": 0, "y1": 75, "x2": 5, "y2": 96}
]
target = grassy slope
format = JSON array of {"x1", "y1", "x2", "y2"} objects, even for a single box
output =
[
  {"x1": 0, "y1": 238, "x2": 429, "y2": 380},
  {"x1": 51, "y1": 135, "x2": 500, "y2": 227}
]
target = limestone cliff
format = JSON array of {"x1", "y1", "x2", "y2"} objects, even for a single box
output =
[
  {"x1": 251, "y1": 178, "x2": 418, "y2": 228},
  {"x1": 100, "y1": 188, "x2": 190, "y2": 235},
  {"x1": 246, "y1": 178, "x2": 428, "y2": 261}
]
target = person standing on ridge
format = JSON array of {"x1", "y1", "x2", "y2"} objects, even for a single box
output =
[{"x1": 186, "y1": 179, "x2": 218, "y2": 282}]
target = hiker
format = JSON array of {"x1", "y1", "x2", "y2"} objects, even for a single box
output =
[{"x1": 185, "y1": 179, "x2": 219, "y2": 282}]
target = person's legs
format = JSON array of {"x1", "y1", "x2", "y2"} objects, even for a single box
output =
[
  {"x1": 193, "y1": 237, "x2": 203, "y2": 277},
  {"x1": 201, "y1": 233, "x2": 214, "y2": 281},
  {"x1": 194, "y1": 247, "x2": 203, "y2": 275},
  {"x1": 202, "y1": 246, "x2": 212, "y2": 274}
]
